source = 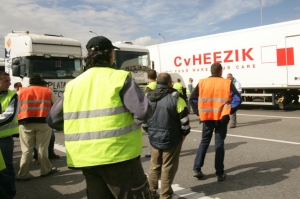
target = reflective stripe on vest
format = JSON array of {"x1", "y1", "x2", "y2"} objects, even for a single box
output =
[
  {"x1": 0, "y1": 90, "x2": 19, "y2": 137},
  {"x1": 63, "y1": 67, "x2": 142, "y2": 168},
  {"x1": 198, "y1": 77, "x2": 231, "y2": 121},
  {"x1": 18, "y1": 86, "x2": 51, "y2": 119},
  {"x1": 65, "y1": 123, "x2": 140, "y2": 141},
  {"x1": 64, "y1": 105, "x2": 128, "y2": 120}
]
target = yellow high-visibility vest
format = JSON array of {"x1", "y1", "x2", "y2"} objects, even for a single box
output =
[
  {"x1": 63, "y1": 67, "x2": 142, "y2": 168},
  {"x1": 173, "y1": 82, "x2": 183, "y2": 95},
  {"x1": 0, "y1": 90, "x2": 19, "y2": 138},
  {"x1": 145, "y1": 81, "x2": 157, "y2": 91}
]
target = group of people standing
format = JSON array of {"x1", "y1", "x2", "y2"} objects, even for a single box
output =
[
  {"x1": 0, "y1": 73, "x2": 60, "y2": 199},
  {"x1": 1, "y1": 35, "x2": 242, "y2": 199}
]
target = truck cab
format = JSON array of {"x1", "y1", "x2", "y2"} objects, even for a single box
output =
[
  {"x1": 5, "y1": 31, "x2": 83, "y2": 97},
  {"x1": 113, "y1": 41, "x2": 152, "y2": 89},
  {"x1": 0, "y1": 58, "x2": 4, "y2": 72}
]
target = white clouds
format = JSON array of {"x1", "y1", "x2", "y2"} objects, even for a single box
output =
[
  {"x1": 132, "y1": 35, "x2": 162, "y2": 46},
  {"x1": 0, "y1": 0, "x2": 298, "y2": 55}
]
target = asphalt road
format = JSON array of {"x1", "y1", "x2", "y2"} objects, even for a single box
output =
[{"x1": 13, "y1": 105, "x2": 300, "y2": 199}]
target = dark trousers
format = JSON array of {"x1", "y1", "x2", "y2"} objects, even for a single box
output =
[
  {"x1": 193, "y1": 119, "x2": 229, "y2": 175},
  {"x1": 82, "y1": 157, "x2": 152, "y2": 199},
  {"x1": 0, "y1": 136, "x2": 16, "y2": 199},
  {"x1": 33, "y1": 129, "x2": 55, "y2": 159}
]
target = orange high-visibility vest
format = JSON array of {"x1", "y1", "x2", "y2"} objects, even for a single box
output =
[
  {"x1": 198, "y1": 77, "x2": 232, "y2": 121},
  {"x1": 18, "y1": 86, "x2": 52, "y2": 120}
]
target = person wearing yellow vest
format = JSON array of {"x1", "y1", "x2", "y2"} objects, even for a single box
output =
[
  {"x1": 145, "y1": 69, "x2": 157, "y2": 94},
  {"x1": 186, "y1": 78, "x2": 194, "y2": 114},
  {"x1": 172, "y1": 78, "x2": 183, "y2": 95},
  {"x1": 17, "y1": 74, "x2": 58, "y2": 181},
  {"x1": 144, "y1": 69, "x2": 157, "y2": 158},
  {"x1": 190, "y1": 63, "x2": 241, "y2": 182},
  {"x1": 0, "y1": 72, "x2": 19, "y2": 199},
  {"x1": 46, "y1": 36, "x2": 153, "y2": 199},
  {"x1": 0, "y1": 149, "x2": 10, "y2": 199}
]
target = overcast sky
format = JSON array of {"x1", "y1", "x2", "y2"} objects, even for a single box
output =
[{"x1": 0, "y1": 0, "x2": 299, "y2": 56}]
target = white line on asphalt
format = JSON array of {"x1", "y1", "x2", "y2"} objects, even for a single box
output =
[
  {"x1": 54, "y1": 143, "x2": 66, "y2": 153},
  {"x1": 237, "y1": 114, "x2": 300, "y2": 119},
  {"x1": 54, "y1": 144, "x2": 218, "y2": 198},
  {"x1": 191, "y1": 130, "x2": 300, "y2": 145}
]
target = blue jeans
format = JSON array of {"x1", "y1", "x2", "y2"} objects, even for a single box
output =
[
  {"x1": 193, "y1": 118, "x2": 229, "y2": 176},
  {"x1": 0, "y1": 136, "x2": 16, "y2": 199}
]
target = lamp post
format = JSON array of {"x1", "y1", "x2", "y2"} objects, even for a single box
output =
[
  {"x1": 89, "y1": 31, "x2": 98, "y2": 36},
  {"x1": 259, "y1": 0, "x2": 263, "y2": 26},
  {"x1": 158, "y1": 33, "x2": 166, "y2": 42}
]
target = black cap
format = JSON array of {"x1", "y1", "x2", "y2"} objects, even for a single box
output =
[{"x1": 86, "y1": 36, "x2": 120, "y2": 52}]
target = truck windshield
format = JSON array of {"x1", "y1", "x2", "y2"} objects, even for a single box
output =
[
  {"x1": 114, "y1": 51, "x2": 150, "y2": 71},
  {"x1": 24, "y1": 57, "x2": 82, "y2": 79}
]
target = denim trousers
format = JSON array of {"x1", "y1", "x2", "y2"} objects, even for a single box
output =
[
  {"x1": 0, "y1": 136, "x2": 16, "y2": 199},
  {"x1": 193, "y1": 119, "x2": 229, "y2": 175}
]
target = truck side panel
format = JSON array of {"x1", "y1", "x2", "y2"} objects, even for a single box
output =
[{"x1": 148, "y1": 20, "x2": 300, "y2": 89}]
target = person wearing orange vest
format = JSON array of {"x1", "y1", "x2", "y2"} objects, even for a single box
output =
[
  {"x1": 17, "y1": 74, "x2": 58, "y2": 181},
  {"x1": 0, "y1": 72, "x2": 19, "y2": 199},
  {"x1": 190, "y1": 63, "x2": 241, "y2": 182}
]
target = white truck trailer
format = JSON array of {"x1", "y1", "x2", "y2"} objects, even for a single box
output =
[
  {"x1": 113, "y1": 41, "x2": 152, "y2": 89},
  {"x1": 147, "y1": 19, "x2": 300, "y2": 108},
  {"x1": 5, "y1": 31, "x2": 83, "y2": 97}
]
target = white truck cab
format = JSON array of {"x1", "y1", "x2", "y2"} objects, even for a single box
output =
[
  {"x1": 5, "y1": 31, "x2": 83, "y2": 97},
  {"x1": 0, "y1": 58, "x2": 4, "y2": 72},
  {"x1": 113, "y1": 41, "x2": 152, "y2": 89}
]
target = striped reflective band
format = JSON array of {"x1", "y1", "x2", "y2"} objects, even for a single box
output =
[
  {"x1": 199, "y1": 104, "x2": 231, "y2": 113},
  {"x1": 180, "y1": 116, "x2": 189, "y2": 123},
  {"x1": 198, "y1": 98, "x2": 230, "y2": 103},
  {"x1": 64, "y1": 106, "x2": 129, "y2": 120},
  {"x1": 181, "y1": 124, "x2": 190, "y2": 130},
  {"x1": 20, "y1": 107, "x2": 51, "y2": 112},
  {"x1": 19, "y1": 100, "x2": 51, "y2": 105},
  {"x1": 0, "y1": 123, "x2": 19, "y2": 131},
  {"x1": 64, "y1": 123, "x2": 140, "y2": 141}
]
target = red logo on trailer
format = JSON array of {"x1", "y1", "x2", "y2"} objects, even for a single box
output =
[{"x1": 276, "y1": 47, "x2": 294, "y2": 66}]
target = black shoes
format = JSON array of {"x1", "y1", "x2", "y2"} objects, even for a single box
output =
[
  {"x1": 193, "y1": 170, "x2": 204, "y2": 179},
  {"x1": 49, "y1": 153, "x2": 60, "y2": 159},
  {"x1": 15, "y1": 177, "x2": 30, "y2": 181},
  {"x1": 145, "y1": 153, "x2": 151, "y2": 158},
  {"x1": 193, "y1": 170, "x2": 226, "y2": 181},
  {"x1": 217, "y1": 172, "x2": 226, "y2": 182},
  {"x1": 40, "y1": 167, "x2": 57, "y2": 177}
]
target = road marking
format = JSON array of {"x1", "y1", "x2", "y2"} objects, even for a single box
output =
[
  {"x1": 54, "y1": 143, "x2": 66, "y2": 153},
  {"x1": 54, "y1": 144, "x2": 218, "y2": 198},
  {"x1": 191, "y1": 130, "x2": 300, "y2": 145},
  {"x1": 238, "y1": 113, "x2": 300, "y2": 119}
]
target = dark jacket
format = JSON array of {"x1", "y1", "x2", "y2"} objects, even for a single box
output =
[{"x1": 143, "y1": 84, "x2": 190, "y2": 149}]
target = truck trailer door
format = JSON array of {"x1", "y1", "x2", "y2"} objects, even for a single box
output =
[{"x1": 286, "y1": 35, "x2": 300, "y2": 86}]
